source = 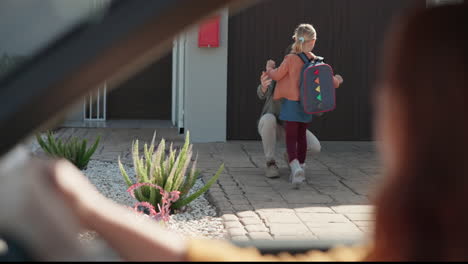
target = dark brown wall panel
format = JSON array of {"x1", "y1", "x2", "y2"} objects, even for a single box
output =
[
  {"x1": 107, "y1": 53, "x2": 172, "y2": 120},
  {"x1": 227, "y1": 0, "x2": 424, "y2": 140}
]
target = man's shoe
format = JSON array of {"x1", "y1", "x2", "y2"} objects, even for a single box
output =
[{"x1": 265, "y1": 160, "x2": 280, "y2": 178}]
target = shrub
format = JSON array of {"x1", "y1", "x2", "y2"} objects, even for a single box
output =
[
  {"x1": 119, "y1": 131, "x2": 223, "y2": 211},
  {"x1": 36, "y1": 131, "x2": 100, "y2": 170}
]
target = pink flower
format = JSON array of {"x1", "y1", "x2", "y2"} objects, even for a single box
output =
[
  {"x1": 127, "y1": 183, "x2": 181, "y2": 222},
  {"x1": 133, "y1": 202, "x2": 157, "y2": 216}
]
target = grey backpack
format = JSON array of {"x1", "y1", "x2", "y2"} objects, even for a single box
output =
[{"x1": 297, "y1": 53, "x2": 336, "y2": 116}]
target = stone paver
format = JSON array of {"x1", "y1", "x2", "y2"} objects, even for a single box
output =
[
  {"x1": 224, "y1": 221, "x2": 244, "y2": 229},
  {"x1": 236, "y1": 211, "x2": 258, "y2": 218},
  {"x1": 240, "y1": 218, "x2": 263, "y2": 225},
  {"x1": 248, "y1": 232, "x2": 273, "y2": 240},
  {"x1": 245, "y1": 224, "x2": 269, "y2": 232},
  {"x1": 222, "y1": 214, "x2": 239, "y2": 222},
  {"x1": 228, "y1": 227, "x2": 247, "y2": 236},
  {"x1": 269, "y1": 223, "x2": 312, "y2": 236},
  {"x1": 50, "y1": 128, "x2": 379, "y2": 243},
  {"x1": 200, "y1": 140, "x2": 379, "y2": 242}
]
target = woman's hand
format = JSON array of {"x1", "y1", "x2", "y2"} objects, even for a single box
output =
[
  {"x1": 260, "y1": 71, "x2": 272, "y2": 93},
  {"x1": 48, "y1": 159, "x2": 107, "y2": 228},
  {"x1": 48, "y1": 159, "x2": 187, "y2": 262}
]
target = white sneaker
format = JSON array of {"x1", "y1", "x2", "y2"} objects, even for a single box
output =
[
  {"x1": 265, "y1": 160, "x2": 280, "y2": 178},
  {"x1": 289, "y1": 159, "x2": 305, "y2": 186}
]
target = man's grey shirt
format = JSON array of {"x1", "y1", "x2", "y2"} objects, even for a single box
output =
[{"x1": 257, "y1": 82, "x2": 282, "y2": 124}]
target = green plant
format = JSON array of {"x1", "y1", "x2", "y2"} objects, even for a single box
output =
[
  {"x1": 119, "y1": 131, "x2": 224, "y2": 211},
  {"x1": 36, "y1": 131, "x2": 101, "y2": 170}
]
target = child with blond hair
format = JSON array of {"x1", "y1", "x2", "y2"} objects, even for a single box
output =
[{"x1": 266, "y1": 24, "x2": 343, "y2": 186}]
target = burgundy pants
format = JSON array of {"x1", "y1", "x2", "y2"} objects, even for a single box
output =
[{"x1": 284, "y1": 121, "x2": 308, "y2": 164}]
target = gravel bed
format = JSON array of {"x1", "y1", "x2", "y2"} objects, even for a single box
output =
[{"x1": 82, "y1": 160, "x2": 227, "y2": 240}]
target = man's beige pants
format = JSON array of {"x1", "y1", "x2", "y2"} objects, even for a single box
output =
[{"x1": 258, "y1": 113, "x2": 321, "y2": 162}]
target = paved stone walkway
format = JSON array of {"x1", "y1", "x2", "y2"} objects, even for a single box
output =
[{"x1": 43, "y1": 128, "x2": 381, "y2": 243}]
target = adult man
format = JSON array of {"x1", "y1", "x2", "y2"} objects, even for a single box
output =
[{"x1": 257, "y1": 72, "x2": 321, "y2": 178}]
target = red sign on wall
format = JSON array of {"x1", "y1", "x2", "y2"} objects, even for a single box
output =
[{"x1": 198, "y1": 15, "x2": 220, "y2": 48}]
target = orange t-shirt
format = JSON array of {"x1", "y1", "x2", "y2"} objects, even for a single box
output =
[{"x1": 267, "y1": 52, "x2": 316, "y2": 101}]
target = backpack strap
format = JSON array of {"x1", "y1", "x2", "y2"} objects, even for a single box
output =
[
  {"x1": 297, "y1": 53, "x2": 311, "y2": 64},
  {"x1": 298, "y1": 53, "x2": 326, "y2": 65}
]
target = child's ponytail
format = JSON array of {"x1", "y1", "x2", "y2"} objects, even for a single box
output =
[{"x1": 290, "y1": 24, "x2": 317, "y2": 54}]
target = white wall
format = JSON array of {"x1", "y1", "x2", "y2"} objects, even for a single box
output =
[{"x1": 183, "y1": 9, "x2": 229, "y2": 142}]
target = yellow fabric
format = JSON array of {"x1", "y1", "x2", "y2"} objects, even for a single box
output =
[{"x1": 186, "y1": 239, "x2": 370, "y2": 262}]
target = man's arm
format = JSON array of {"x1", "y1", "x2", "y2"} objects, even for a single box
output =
[
  {"x1": 333, "y1": 74, "x2": 344, "y2": 88},
  {"x1": 257, "y1": 72, "x2": 274, "y2": 100}
]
